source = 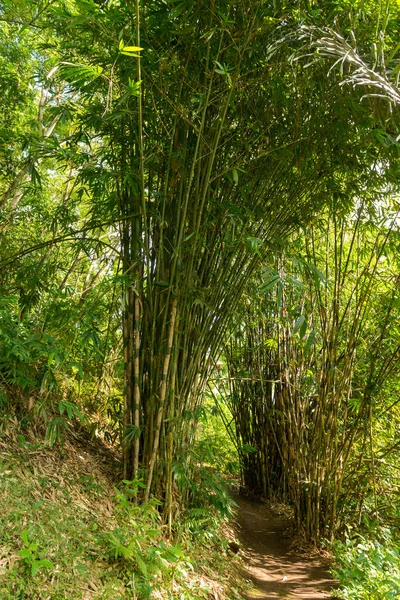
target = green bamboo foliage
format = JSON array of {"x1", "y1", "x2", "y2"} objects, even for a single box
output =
[
  {"x1": 46, "y1": 0, "x2": 383, "y2": 516},
  {"x1": 225, "y1": 201, "x2": 400, "y2": 542},
  {"x1": 0, "y1": 0, "x2": 399, "y2": 537},
  {"x1": 117, "y1": 2, "x2": 341, "y2": 511}
]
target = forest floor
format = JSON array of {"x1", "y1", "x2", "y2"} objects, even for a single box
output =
[
  {"x1": 233, "y1": 493, "x2": 338, "y2": 600},
  {"x1": 0, "y1": 419, "x2": 247, "y2": 599}
]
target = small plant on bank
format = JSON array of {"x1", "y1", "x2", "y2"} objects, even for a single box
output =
[
  {"x1": 18, "y1": 530, "x2": 54, "y2": 577},
  {"x1": 101, "y1": 480, "x2": 190, "y2": 599}
]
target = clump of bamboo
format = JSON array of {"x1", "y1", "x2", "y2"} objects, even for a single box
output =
[
  {"x1": 225, "y1": 202, "x2": 400, "y2": 543},
  {"x1": 53, "y1": 0, "x2": 378, "y2": 520},
  {"x1": 114, "y1": 0, "x2": 344, "y2": 518}
]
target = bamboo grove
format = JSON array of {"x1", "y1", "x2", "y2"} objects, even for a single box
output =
[
  {"x1": 0, "y1": 0, "x2": 400, "y2": 544},
  {"x1": 222, "y1": 200, "x2": 400, "y2": 542}
]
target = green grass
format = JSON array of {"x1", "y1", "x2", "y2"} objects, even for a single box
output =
[
  {"x1": 0, "y1": 437, "x2": 122, "y2": 599},
  {"x1": 0, "y1": 431, "x2": 246, "y2": 600}
]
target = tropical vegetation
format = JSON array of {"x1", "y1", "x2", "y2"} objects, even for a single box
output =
[{"x1": 1, "y1": 0, "x2": 400, "y2": 598}]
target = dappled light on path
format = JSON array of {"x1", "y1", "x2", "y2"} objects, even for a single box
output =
[{"x1": 233, "y1": 494, "x2": 337, "y2": 599}]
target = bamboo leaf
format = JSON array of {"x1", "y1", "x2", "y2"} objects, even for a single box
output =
[
  {"x1": 305, "y1": 329, "x2": 316, "y2": 352},
  {"x1": 154, "y1": 280, "x2": 170, "y2": 288},
  {"x1": 121, "y1": 46, "x2": 143, "y2": 52},
  {"x1": 260, "y1": 270, "x2": 281, "y2": 292},
  {"x1": 299, "y1": 318, "x2": 307, "y2": 339},
  {"x1": 293, "y1": 315, "x2": 305, "y2": 334},
  {"x1": 241, "y1": 444, "x2": 257, "y2": 454},
  {"x1": 136, "y1": 554, "x2": 148, "y2": 576},
  {"x1": 120, "y1": 51, "x2": 141, "y2": 57}
]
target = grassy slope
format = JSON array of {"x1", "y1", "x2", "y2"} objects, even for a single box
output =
[{"x1": 0, "y1": 424, "x2": 246, "y2": 600}]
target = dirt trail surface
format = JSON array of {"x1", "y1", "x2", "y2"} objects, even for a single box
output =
[{"x1": 233, "y1": 493, "x2": 338, "y2": 600}]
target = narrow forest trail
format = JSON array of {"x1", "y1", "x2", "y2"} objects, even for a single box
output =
[{"x1": 233, "y1": 493, "x2": 338, "y2": 600}]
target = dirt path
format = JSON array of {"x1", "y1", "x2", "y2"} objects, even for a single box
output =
[{"x1": 233, "y1": 493, "x2": 338, "y2": 600}]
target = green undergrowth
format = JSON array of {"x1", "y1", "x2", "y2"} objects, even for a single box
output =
[
  {"x1": 0, "y1": 429, "x2": 246, "y2": 600},
  {"x1": 330, "y1": 526, "x2": 400, "y2": 600}
]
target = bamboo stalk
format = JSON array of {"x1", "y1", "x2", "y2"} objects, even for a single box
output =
[{"x1": 144, "y1": 299, "x2": 178, "y2": 502}]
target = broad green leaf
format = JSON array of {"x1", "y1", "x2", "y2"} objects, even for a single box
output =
[{"x1": 31, "y1": 559, "x2": 54, "y2": 577}]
